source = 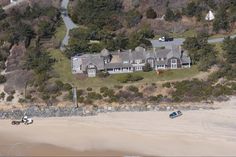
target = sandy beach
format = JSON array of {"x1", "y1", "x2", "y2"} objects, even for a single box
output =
[{"x1": 0, "y1": 97, "x2": 236, "y2": 156}]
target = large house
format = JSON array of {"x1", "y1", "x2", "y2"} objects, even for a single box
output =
[{"x1": 71, "y1": 45, "x2": 191, "y2": 77}]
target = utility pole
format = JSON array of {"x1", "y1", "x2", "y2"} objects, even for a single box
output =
[{"x1": 72, "y1": 86, "x2": 78, "y2": 108}]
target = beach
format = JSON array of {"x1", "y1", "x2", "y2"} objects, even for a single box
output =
[{"x1": 0, "y1": 97, "x2": 236, "y2": 156}]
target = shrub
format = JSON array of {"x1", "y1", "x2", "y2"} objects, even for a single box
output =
[
  {"x1": 0, "y1": 75, "x2": 6, "y2": 84},
  {"x1": 6, "y1": 95, "x2": 14, "y2": 102},
  {"x1": 143, "y1": 63, "x2": 152, "y2": 72},
  {"x1": 55, "y1": 80, "x2": 64, "y2": 89},
  {"x1": 77, "y1": 89, "x2": 84, "y2": 97},
  {"x1": 100, "y1": 87, "x2": 109, "y2": 93},
  {"x1": 97, "y1": 71, "x2": 109, "y2": 78},
  {"x1": 63, "y1": 83, "x2": 72, "y2": 91},
  {"x1": 0, "y1": 92, "x2": 5, "y2": 100},
  {"x1": 103, "y1": 89, "x2": 115, "y2": 98},
  {"x1": 127, "y1": 85, "x2": 139, "y2": 93},
  {"x1": 18, "y1": 98, "x2": 26, "y2": 103},
  {"x1": 78, "y1": 96, "x2": 84, "y2": 103},
  {"x1": 162, "y1": 82, "x2": 171, "y2": 88},
  {"x1": 87, "y1": 92, "x2": 102, "y2": 100},
  {"x1": 148, "y1": 94, "x2": 163, "y2": 102},
  {"x1": 87, "y1": 87, "x2": 92, "y2": 91},
  {"x1": 146, "y1": 7, "x2": 157, "y2": 19}
]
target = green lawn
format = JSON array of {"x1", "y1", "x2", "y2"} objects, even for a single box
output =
[
  {"x1": 50, "y1": 49, "x2": 199, "y2": 90},
  {"x1": 49, "y1": 21, "x2": 199, "y2": 90}
]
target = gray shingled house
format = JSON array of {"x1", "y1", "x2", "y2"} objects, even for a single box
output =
[{"x1": 71, "y1": 45, "x2": 191, "y2": 77}]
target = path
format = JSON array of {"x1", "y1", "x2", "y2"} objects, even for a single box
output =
[
  {"x1": 151, "y1": 35, "x2": 236, "y2": 48},
  {"x1": 60, "y1": 0, "x2": 78, "y2": 51}
]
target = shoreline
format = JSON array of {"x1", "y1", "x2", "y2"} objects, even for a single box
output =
[
  {"x1": 0, "y1": 99, "x2": 221, "y2": 120},
  {"x1": 0, "y1": 96, "x2": 236, "y2": 156}
]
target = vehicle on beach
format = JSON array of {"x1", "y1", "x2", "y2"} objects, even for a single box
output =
[
  {"x1": 169, "y1": 110, "x2": 183, "y2": 119},
  {"x1": 159, "y1": 36, "x2": 174, "y2": 42},
  {"x1": 11, "y1": 116, "x2": 33, "y2": 125}
]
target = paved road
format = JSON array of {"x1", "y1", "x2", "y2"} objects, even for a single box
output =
[
  {"x1": 151, "y1": 34, "x2": 236, "y2": 48},
  {"x1": 60, "y1": 0, "x2": 78, "y2": 51}
]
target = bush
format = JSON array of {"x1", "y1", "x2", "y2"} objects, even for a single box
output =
[
  {"x1": 97, "y1": 71, "x2": 109, "y2": 78},
  {"x1": 0, "y1": 75, "x2": 6, "y2": 84},
  {"x1": 146, "y1": 7, "x2": 157, "y2": 19},
  {"x1": 149, "y1": 95, "x2": 163, "y2": 102},
  {"x1": 87, "y1": 87, "x2": 92, "y2": 91},
  {"x1": 6, "y1": 95, "x2": 14, "y2": 102},
  {"x1": 63, "y1": 83, "x2": 72, "y2": 91},
  {"x1": 143, "y1": 63, "x2": 152, "y2": 72},
  {"x1": 117, "y1": 74, "x2": 143, "y2": 83},
  {"x1": 127, "y1": 85, "x2": 139, "y2": 93},
  {"x1": 0, "y1": 92, "x2": 5, "y2": 100},
  {"x1": 55, "y1": 80, "x2": 64, "y2": 89},
  {"x1": 100, "y1": 87, "x2": 109, "y2": 93},
  {"x1": 103, "y1": 89, "x2": 115, "y2": 98},
  {"x1": 18, "y1": 98, "x2": 26, "y2": 103},
  {"x1": 78, "y1": 96, "x2": 84, "y2": 103},
  {"x1": 87, "y1": 92, "x2": 102, "y2": 100},
  {"x1": 162, "y1": 82, "x2": 171, "y2": 88},
  {"x1": 77, "y1": 89, "x2": 84, "y2": 97}
]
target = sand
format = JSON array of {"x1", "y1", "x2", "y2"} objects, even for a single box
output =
[{"x1": 0, "y1": 96, "x2": 236, "y2": 156}]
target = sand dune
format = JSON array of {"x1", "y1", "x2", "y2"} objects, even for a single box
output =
[{"x1": 0, "y1": 97, "x2": 236, "y2": 156}]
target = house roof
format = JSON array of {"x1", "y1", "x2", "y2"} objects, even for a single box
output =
[
  {"x1": 155, "y1": 49, "x2": 170, "y2": 58},
  {"x1": 105, "y1": 63, "x2": 133, "y2": 69},
  {"x1": 81, "y1": 54, "x2": 104, "y2": 71},
  {"x1": 167, "y1": 45, "x2": 181, "y2": 59}
]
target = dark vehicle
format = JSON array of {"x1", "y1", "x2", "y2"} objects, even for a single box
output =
[
  {"x1": 169, "y1": 110, "x2": 183, "y2": 119},
  {"x1": 11, "y1": 120, "x2": 22, "y2": 125},
  {"x1": 159, "y1": 36, "x2": 174, "y2": 42}
]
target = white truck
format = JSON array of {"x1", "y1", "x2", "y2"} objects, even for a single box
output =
[{"x1": 11, "y1": 116, "x2": 33, "y2": 125}]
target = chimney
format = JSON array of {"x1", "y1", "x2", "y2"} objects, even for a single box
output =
[
  {"x1": 129, "y1": 49, "x2": 132, "y2": 53},
  {"x1": 144, "y1": 48, "x2": 146, "y2": 52},
  {"x1": 118, "y1": 49, "x2": 120, "y2": 53}
]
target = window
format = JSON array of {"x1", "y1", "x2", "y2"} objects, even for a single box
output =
[{"x1": 171, "y1": 59, "x2": 177, "y2": 69}]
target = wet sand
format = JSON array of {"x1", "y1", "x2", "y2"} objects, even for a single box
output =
[{"x1": 0, "y1": 96, "x2": 236, "y2": 156}]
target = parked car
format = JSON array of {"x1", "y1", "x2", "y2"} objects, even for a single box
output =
[
  {"x1": 159, "y1": 36, "x2": 174, "y2": 42},
  {"x1": 169, "y1": 110, "x2": 183, "y2": 119}
]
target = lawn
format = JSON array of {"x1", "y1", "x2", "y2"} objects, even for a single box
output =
[
  {"x1": 49, "y1": 21, "x2": 199, "y2": 90},
  {"x1": 50, "y1": 49, "x2": 199, "y2": 90}
]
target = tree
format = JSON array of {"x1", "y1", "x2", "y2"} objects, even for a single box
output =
[
  {"x1": 165, "y1": 8, "x2": 175, "y2": 21},
  {"x1": 222, "y1": 37, "x2": 236, "y2": 64},
  {"x1": 183, "y1": 35, "x2": 217, "y2": 71},
  {"x1": 0, "y1": 75, "x2": 6, "y2": 84},
  {"x1": 0, "y1": 6, "x2": 6, "y2": 21},
  {"x1": 143, "y1": 63, "x2": 152, "y2": 72},
  {"x1": 165, "y1": 8, "x2": 182, "y2": 21},
  {"x1": 213, "y1": 7, "x2": 229, "y2": 32},
  {"x1": 146, "y1": 7, "x2": 157, "y2": 19}
]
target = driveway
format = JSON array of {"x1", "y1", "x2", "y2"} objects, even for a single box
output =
[
  {"x1": 151, "y1": 34, "x2": 236, "y2": 48},
  {"x1": 60, "y1": 0, "x2": 78, "y2": 51}
]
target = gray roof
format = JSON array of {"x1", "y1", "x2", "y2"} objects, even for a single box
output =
[
  {"x1": 81, "y1": 54, "x2": 104, "y2": 71},
  {"x1": 155, "y1": 49, "x2": 171, "y2": 58},
  {"x1": 167, "y1": 45, "x2": 181, "y2": 59},
  {"x1": 156, "y1": 60, "x2": 167, "y2": 65},
  {"x1": 118, "y1": 51, "x2": 132, "y2": 61},
  {"x1": 131, "y1": 50, "x2": 146, "y2": 60},
  {"x1": 105, "y1": 63, "x2": 133, "y2": 69}
]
